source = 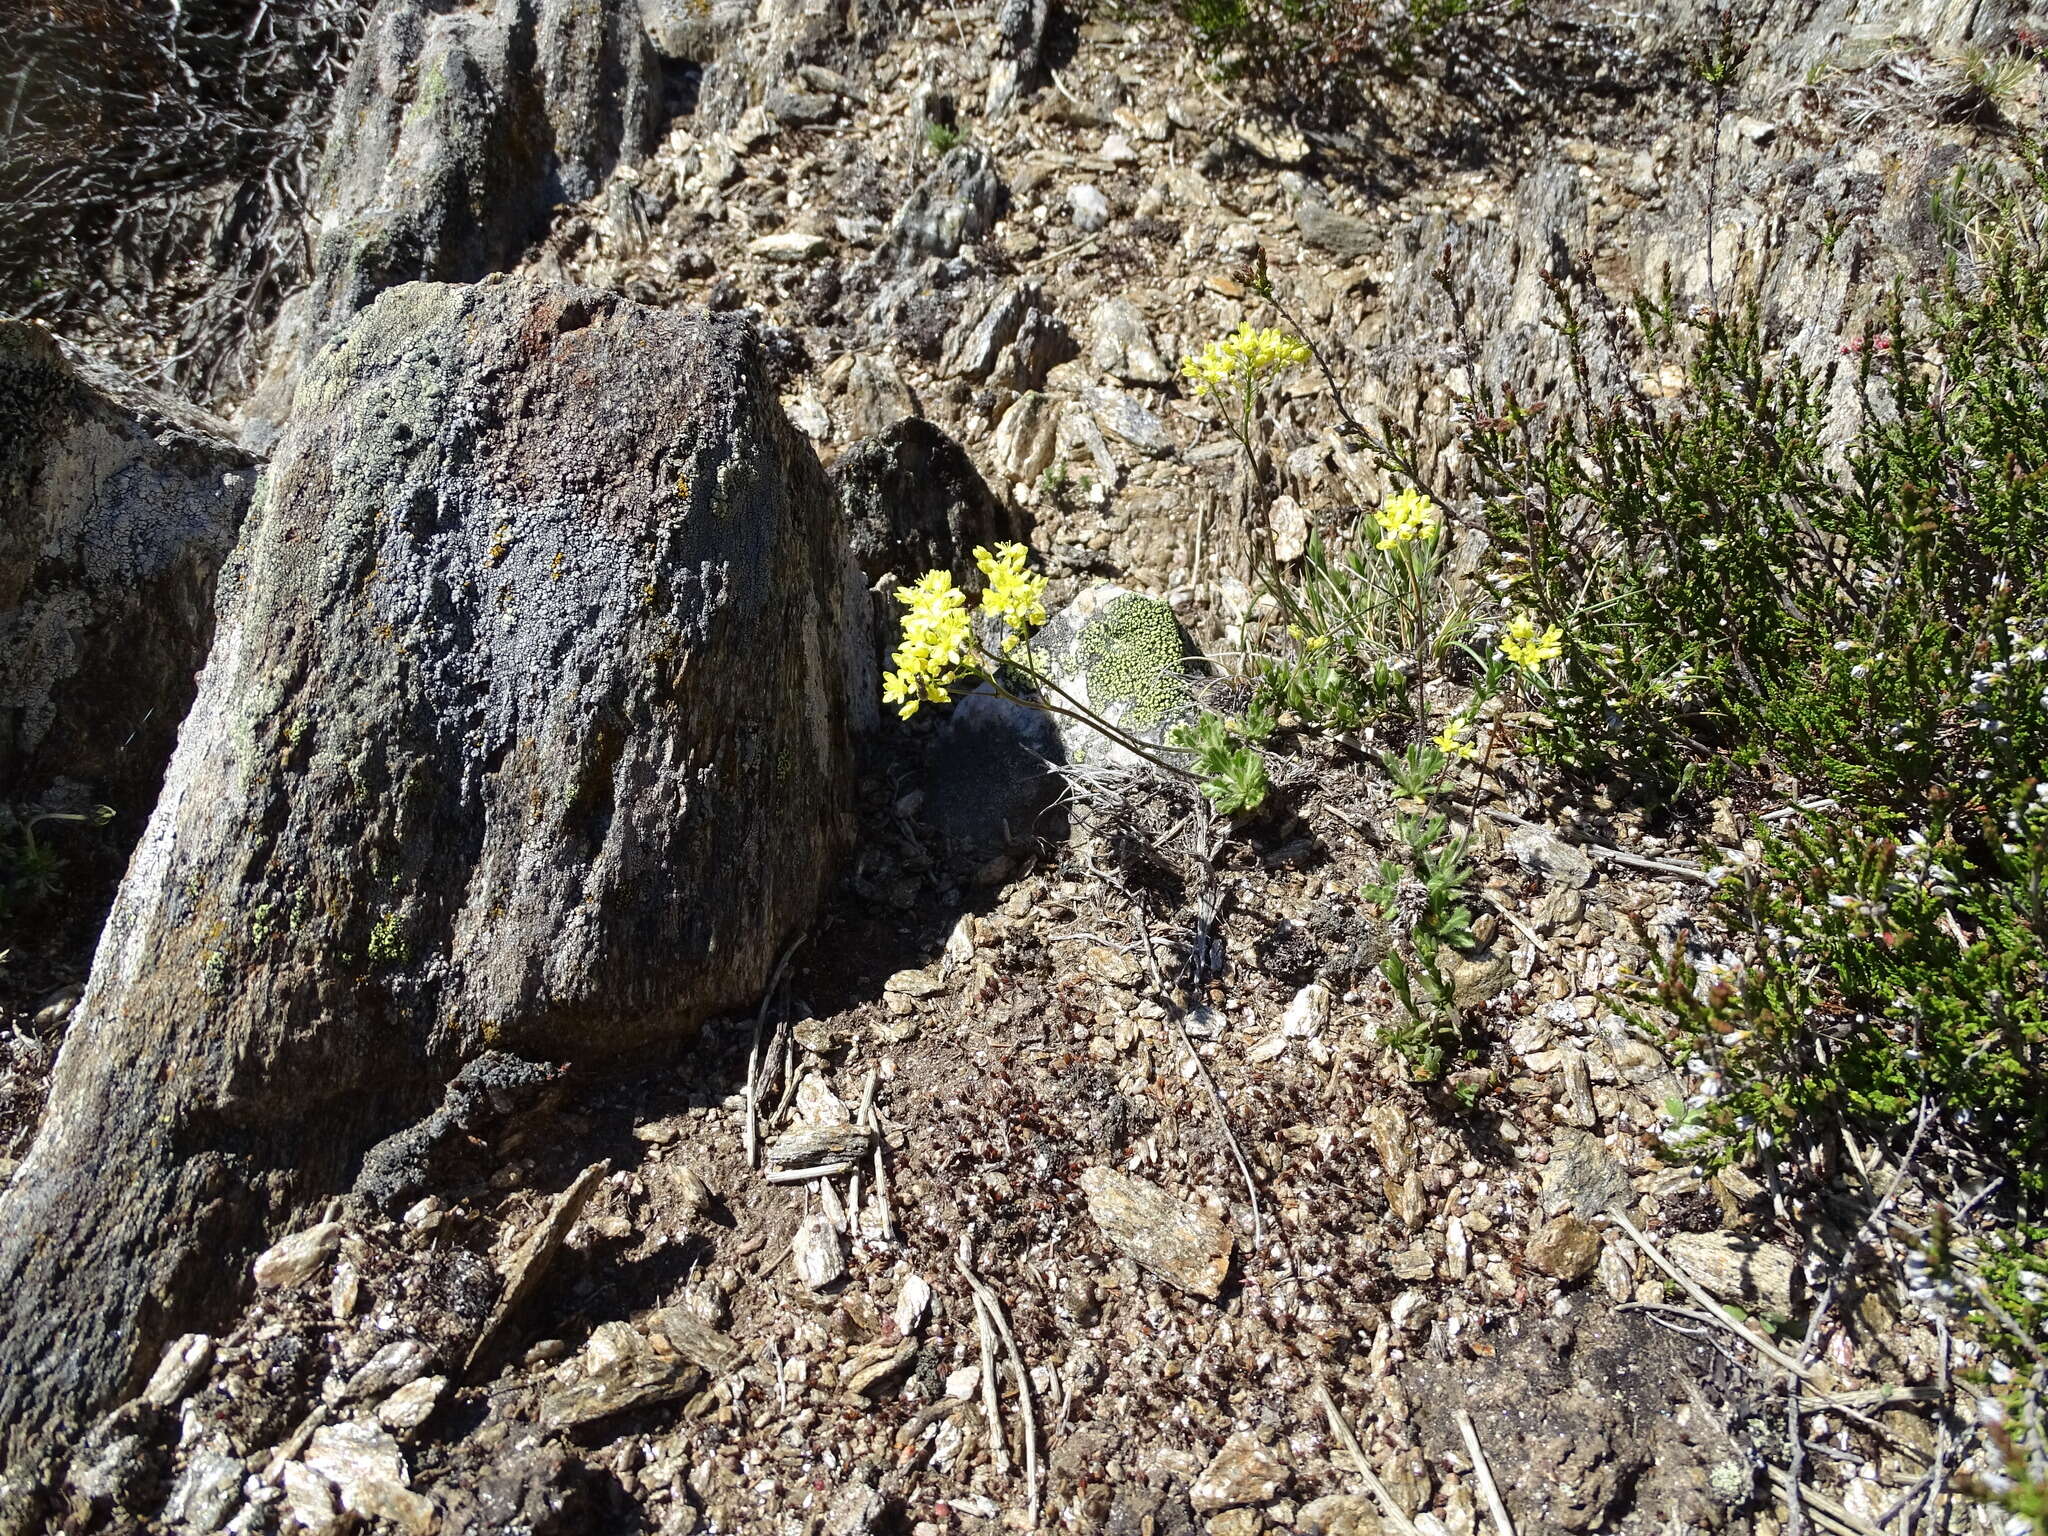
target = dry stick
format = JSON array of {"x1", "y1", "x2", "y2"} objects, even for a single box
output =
[
  {"x1": 1317, "y1": 1382, "x2": 1423, "y2": 1536},
  {"x1": 1455, "y1": 1410, "x2": 1518, "y2": 1536},
  {"x1": 1765, "y1": 1466, "x2": 1887, "y2": 1536},
  {"x1": 849, "y1": 1067, "x2": 879, "y2": 1220},
  {"x1": 1790, "y1": 1100, "x2": 1936, "y2": 1536},
  {"x1": 1130, "y1": 900, "x2": 1264, "y2": 1249},
  {"x1": 745, "y1": 936, "x2": 806, "y2": 1168},
  {"x1": 764, "y1": 1161, "x2": 857, "y2": 1185},
  {"x1": 1480, "y1": 807, "x2": 1719, "y2": 885},
  {"x1": 967, "y1": 1279, "x2": 1008, "y2": 1479},
  {"x1": 1479, "y1": 888, "x2": 1548, "y2": 954},
  {"x1": 1607, "y1": 1208, "x2": 1820, "y2": 1382},
  {"x1": 866, "y1": 1106, "x2": 898, "y2": 1243},
  {"x1": 957, "y1": 1256, "x2": 1042, "y2": 1528}
]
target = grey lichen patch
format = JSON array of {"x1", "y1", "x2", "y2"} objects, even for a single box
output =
[
  {"x1": 1029, "y1": 583, "x2": 1199, "y2": 768},
  {"x1": 1075, "y1": 594, "x2": 1193, "y2": 733}
]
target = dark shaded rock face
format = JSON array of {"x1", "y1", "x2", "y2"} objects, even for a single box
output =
[
  {"x1": 242, "y1": 0, "x2": 662, "y2": 444},
  {"x1": 829, "y1": 417, "x2": 1027, "y2": 733},
  {"x1": 0, "y1": 322, "x2": 256, "y2": 840},
  {"x1": 0, "y1": 279, "x2": 858, "y2": 1474},
  {"x1": 832, "y1": 417, "x2": 1025, "y2": 589}
]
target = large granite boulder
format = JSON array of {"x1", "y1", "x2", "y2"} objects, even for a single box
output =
[
  {"x1": 0, "y1": 278, "x2": 859, "y2": 1474},
  {"x1": 241, "y1": 0, "x2": 664, "y2": 444},
  {"x1": 0, "y1": 323, "x2": 256, "y2": 850}
]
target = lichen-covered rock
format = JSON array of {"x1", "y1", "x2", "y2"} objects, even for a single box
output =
[
  {"x1": 1027, "y1": 585, "x2": 1199, "y2": 768},
  {"x1": 0, "y1": 322, "x2": 255, "y2": 843},
  {"x1": 0, "y1": 278, "x2": 858, "y2": 1473},
  {"x1": 241, "y1": 0, "x2": 663, "y2": 445}
]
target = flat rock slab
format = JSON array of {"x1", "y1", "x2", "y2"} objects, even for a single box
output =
[
  {"x1": 1667, "y1": 1231, "x2": 1803, "y2": 1315},
  {"x1": 540, "y1": 1323, "x2": 705, "y2": 1429},
  {"x1": 1077, "y1": 1167, "x2": 1233, "y2": 1299}
]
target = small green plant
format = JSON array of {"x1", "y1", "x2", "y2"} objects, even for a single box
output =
[
  {"x1": 923, "y1": 120, "x2": 964, "y2": 154},
  {"x1": 1363, "y1": 809, "x2": 1482, "y2": 1080},
  {"x1": 1171, "y1": 713, "x2": 1271, "y2": 814},
  {"x1": 0, "y1": 804, "x2": 114, "y2": 917}
]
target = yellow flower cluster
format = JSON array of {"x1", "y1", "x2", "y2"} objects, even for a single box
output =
[
  {"x1": 973, "y1": 542, "x2": 1049, "y2": 651},
  {"x1": 1180, "y1": 322, "x2": 1312, "y2": 396},
  {"x1": 1432, "y1": 716, "x2": 1479, "y2": 759},
  {"x1": 1501, "y1": 611, "x2": 1564, "y2": 672},
  {"x1": 881, "y1": 544, "x2": 1051, "y2": 719},
  {"x1": 1374, "y1": 488, "x2": 1442, "y2": 550},
  {"x1": 882, "y1": 571, "x2": 973, "y2": 718}
]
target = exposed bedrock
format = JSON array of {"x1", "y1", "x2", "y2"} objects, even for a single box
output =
[{"x1": 0, "y1": 278, "x2": 859, "y2": 1474}]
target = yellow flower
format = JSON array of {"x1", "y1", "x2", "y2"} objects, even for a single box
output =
[
  {"x1": 1179, "y1": 322, "x2": 1312, "y2": 397},
  {"x1": 886, "y1": 569, "x2": 974, "y2": 718},
  {"x1": 1432, "y1": 717, "x2": 1479, "y2": 759},
  {"x1": 973, "y1": 542, "x2": 1049, "y2": 641},
  {"x1": 1500, "y1": 611, "x2": 1564, "y2": 672},
  {"x1": 1373, "y1": 489, "x2": 1442, "y2": 550}
]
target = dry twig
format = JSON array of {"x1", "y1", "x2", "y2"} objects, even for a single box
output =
[
  {"x1": 1455, "y1": 1410, "x2": 1518, "y2": 1536},
  {"x1": 1317, "y1": 1381, "x2": 1423, "y2": 1536},
  {"x1": 744, "y1": 935, "x2": 805, "y2": 1168},
  {"x1": 956, "y1": 1253, "x2": 1040, "y2": 1525}
]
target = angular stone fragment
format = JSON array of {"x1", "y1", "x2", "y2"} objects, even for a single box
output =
[
  {"x1": 466, "y1": 1161, "x2": 608, "y2": 1373},
  {"x1": 376, "y1": 1375, "x2": 447, "y2": 1438},
  {"x1": 1077, "y1": 1167, "x2": 1233, "y2": 1300},
  {"x1": 841, "y1": 1340, "x2": 918, "y2": 1400},
  {"x1": 1191, "y1": 1431, "x2": 1290, "y2": 1512},
  {"x1": 993, "y1": 392, "x2": 1062, "y2": 485},
  {"x1": 163, "y1": 1446, "x2": 244, "y2": 1533},
  {"x1": 767, "y1": 1124, "x2": 876, "y2": 1169},
  {"x1": 340, "y1": 1339, "x2": 433, "y2": 1403},
  {"x1": 540, "y1": 1322, "x2": 705, "y2": 1429},
  {"x1": 793, "y1": 1212, "x2": 848, "y2": 1291},
  {"x1": 282, "y1": 1458, "x2": 342, "y2": 1536},
  {"x1": 1540, "y1": 1129, "x2": 1632, "y2": 1218},
  {"x1": 1089, "y1": 297, "x2": 1171, "y2": 385},
  {"x1": 1667, "y1": 1231, "x2": 1802, "y2": 1314},
  {"x1": 253, "y1": 1224, "x2": 344, "y2": 1290},
  {"x1": 304, "y1": 1420, "x2": 435, "y2": 1535},
  {"x1": 1296, "y1": 1492, "x2": 1386, "y2": 1536},
  {"x1": 141, "y1": 1333, "x2": 215, "y2": 1408},
  {"x1": 1508, "y1": 826, "x2": 1596, "y2": 889},
  {"x1": 750, "y1": 231, "x2": 832, "y2": 263},
  {"x1": 891, "y1": 146, "x2": 1006, "y2": 261},
  {"x1": 652, "y1": 1307, "x2": 742, "y2": 1374},
  {"x1": 1296, "y1": 202, "x2": 1379, "y2": 260},
  {"x1": 893, "y1": 1273, "x2": 933, "y2": 1335},
  {"x1": 1082, "y1": 385, "x2": 1172, "y2": 455},
  {"x1": 1526, "y1": 1214, "x2": 1602, "y2": 1281}
]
